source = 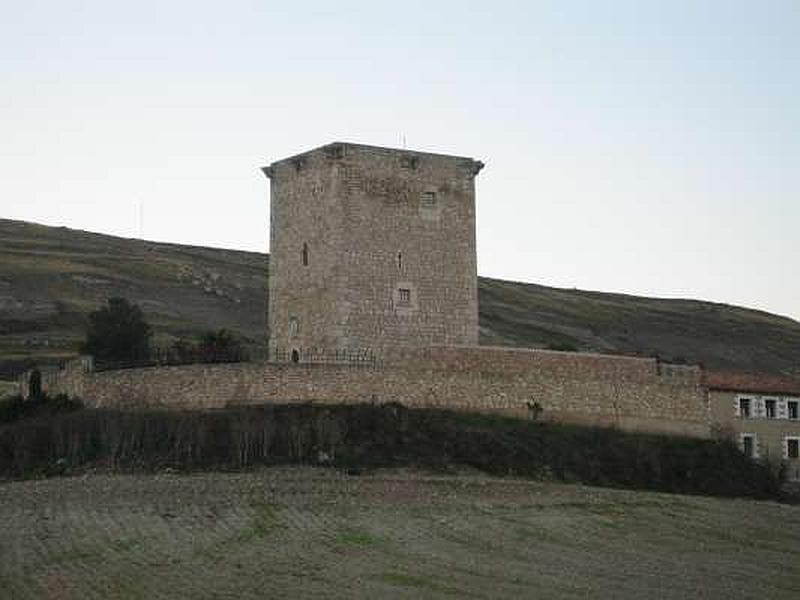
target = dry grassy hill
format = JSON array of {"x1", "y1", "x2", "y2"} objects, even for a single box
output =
[
  {"x1": 2, "y1": 217, "x2": 799, "y2": 377},
  {"x1": 479, "y1": 277, "x2": 800, "y2": 375},
  {"x1": 0, "y1": 219, "x2": 266, "y2": 376}
]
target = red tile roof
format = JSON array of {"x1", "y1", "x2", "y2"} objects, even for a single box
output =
[{"x1": 706, "y1": 371, "x2": 800, "y2": 395}]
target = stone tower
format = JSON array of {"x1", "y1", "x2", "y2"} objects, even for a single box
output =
[{"x1": 263, "y1": 142, "x2": 483, "y2": 362}]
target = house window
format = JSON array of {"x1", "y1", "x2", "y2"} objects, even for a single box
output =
[
  {"x1": 288, "y1": 317, "x2": 299, "y2": 337},
  {"x1": 789, "y1": 400, "x2": 799, "y2": 420},
  {"x1": 741, "y1": 434, "x2": 755, "y2": 458},
  {"x1": 421, "y1": 191, "x2": 436, "y2": 208},
  {"x1": 398, "y1": 288, "x2": 411, "y2": 305},
  {"x1": 787, "y1": 438, "x2": 800, "y2": 460},
  {"x1": 302, "y1": 243, "x2": 309, "y2": 266},
  {"x1": 765, "y1": 399, "x2": 777, "y2": 419},
  {"x1": 397, "y1": 252, "x2": 402, "y2": 271},
  {"x1": 739, "y1": 398, "x2": 751, "y2": 418}
]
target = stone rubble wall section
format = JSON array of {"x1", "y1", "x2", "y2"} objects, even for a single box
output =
[{"x1": 30, "y1": 346, "x2": 710, "y2": 439}]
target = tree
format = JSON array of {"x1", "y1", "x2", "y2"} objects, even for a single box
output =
[{"x1": 81, "y1": 297, "x2": 151, "y2": 363}]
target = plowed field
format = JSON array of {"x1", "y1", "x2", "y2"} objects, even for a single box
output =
[{"x1": 1, "y1": 468, "x2": 798, "y2": 599}]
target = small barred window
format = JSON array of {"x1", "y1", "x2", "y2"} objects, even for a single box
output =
[{"x1": 788, "y1": 438, "x2": 800, "y2": 459}]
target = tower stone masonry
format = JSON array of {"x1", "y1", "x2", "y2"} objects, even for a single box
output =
[{"x1": 263, "y1": 142, "x2": 484, "y2": 361}]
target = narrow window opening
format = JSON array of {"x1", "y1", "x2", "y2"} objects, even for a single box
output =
[
  {"x1": 291, "y1": 349, "x2": 300, "y2": 363},
  {"x1": 765, "y1": 399, "x2": 776, "y2": 419},
  {"x1": 288, "y1": 317, "x2": 299, "y2": 337},
  {"x1": 302, "y1": 243, "x2": 309, "y2": 266},
  {"x1": 739, "y1": 398, "x2": 751, "y2": 418},
  {"x1": 397, "y1": 252, "x2": 402, "y2": 271},
  {"x1": 789, "y1": 401, "x2": 799, "y2": 420},
  {"x1": 742, "y1": 435, "x2": 755, "y2": 458}
]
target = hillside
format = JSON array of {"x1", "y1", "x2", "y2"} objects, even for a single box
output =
[
  {"x1": 479, "y1": 277, "x2": 800, "y2": 375},
  {"x1": 0, "y1": 219, "x2": 267, "y2": 375},
  {"x1": 2, "y1": 217, "x2": 799, "y2": 377}
]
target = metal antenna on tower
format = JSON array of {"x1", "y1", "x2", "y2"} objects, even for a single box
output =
[{"x1": 138, "y1": 199, "x2": 144, "y2": 239}]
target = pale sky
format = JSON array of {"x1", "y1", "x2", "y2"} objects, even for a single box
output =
[{"x1": 2, "y1": 1, "x2": 798, "y2": 321}]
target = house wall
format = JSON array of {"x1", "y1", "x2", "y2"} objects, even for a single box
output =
[{"x1": 709, "y1": 390, "x2": 800, "y2": 481}]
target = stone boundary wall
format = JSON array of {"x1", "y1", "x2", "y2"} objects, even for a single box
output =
[{"x1": 23, "y1": 346, "x2": 710, "y2": 439}]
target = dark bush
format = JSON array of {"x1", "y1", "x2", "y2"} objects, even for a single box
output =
[
  {"x1": 0, "y1": 393, "x2": 83, "y2": 424},
  {"x1": 0, "y1": 403, "x2": 787, "y2": 500},
  {"x1": 158, "y1": 332, "x2": 247, "y2": 366},
  {"x1": 198, "y1": 329, "x2": 246, "y2": 363},
  {"x1": 547, "y1": 342, "x2": 580, "y2": 352},
  {"x1": 82, "y1": 297, "x2": 151, "y2": 363}
]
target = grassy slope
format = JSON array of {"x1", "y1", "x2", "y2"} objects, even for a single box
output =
[{"x1": 2, "y1": 217, "x2": 800, "y2": 375}]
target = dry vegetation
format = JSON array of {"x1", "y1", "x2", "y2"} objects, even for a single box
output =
[{"x1": 1, "y1": 468, "x2": 798, "y2": 599}]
